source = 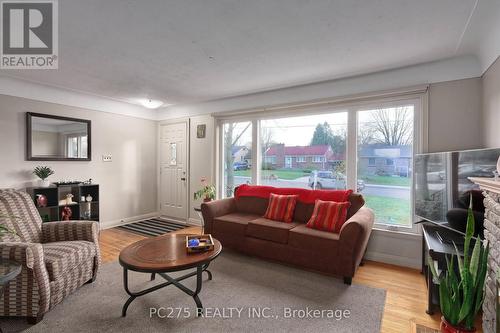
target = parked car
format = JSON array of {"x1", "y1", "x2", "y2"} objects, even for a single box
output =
[
  {"x1": 308, "y1": 171, "x2": 365, "y2": 192},
  {"x1": 233, "y1": 161, "x2": 249, "y2": 171}
]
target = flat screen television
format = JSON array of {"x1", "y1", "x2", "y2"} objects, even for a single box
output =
[{"x1": 414, "y1": 147, "x2": 500, "y2": 236}]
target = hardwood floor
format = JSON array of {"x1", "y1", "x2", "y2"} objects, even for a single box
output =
[{"x1": 99, "y1": 226, "x2": 479, "y2": 333}]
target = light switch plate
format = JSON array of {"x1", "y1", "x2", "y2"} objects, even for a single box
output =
[{"x1": 102, "y1": 154, "x2": 112, "y2": 162}]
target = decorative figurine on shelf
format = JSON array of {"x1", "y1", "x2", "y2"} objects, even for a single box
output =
[
  {"x1": 86, "y1": 194, "x2": 92, "y2": 202},
  {"x1": 61, "y1": 206, "x2": 72, "y2": 221},
  {"x1": 36, "y1": 194, "x2": 48, "y2": 208},
  {"x1": 193, "y1": 177, "x2": 216, "y2": 202},
  {"x1": 59, "y1": 194, "x2": 75, "y2": 206}
]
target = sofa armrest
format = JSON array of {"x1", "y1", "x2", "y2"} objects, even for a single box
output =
[
  {"x1": 0, "y1": 242, "x2": 51, "y2": 316},
  {"x1": 201, "y1": 198, "x2": 237, "y2": 233},
  {"x1": 42, "y1": 221, "x2": 99, "y2": 243},
  {"x1": 338, "y1": 207, "x2": 375, "y2": 277}
]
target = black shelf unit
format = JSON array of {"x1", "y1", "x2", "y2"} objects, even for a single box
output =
[{"x1": 26, "y1": 184, "x2": 100, "y2": 223}]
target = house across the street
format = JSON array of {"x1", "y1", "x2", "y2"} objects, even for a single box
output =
[
  {"x1": 358, "y1": 144, "x2": 412, "y2": 177},
  {"x1": 264, "y1": 144, "x2": 344, "y2": 169}
]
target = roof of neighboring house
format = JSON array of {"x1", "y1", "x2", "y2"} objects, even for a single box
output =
[
  {"x1": 358, "y1": 144, "x2": 412, "y2": 158},
  {"x1": 266, "y1": 144, "x2": 331, "y2": 156},
  {"x1": 231, "y1": 146, "x2": 248, "y2": 155}
]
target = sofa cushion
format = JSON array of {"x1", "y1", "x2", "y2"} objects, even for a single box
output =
[
  {"x1": 263, "y1": 193, "x2": 298, "y2": 223},
  {"x1": 246, "y1": 218, "x2": 300, "y2": 244},
  {"x1": 306, "y1": 200, "x2": 350, "y2": 233},
  {"x1": 235, "y1": 196, "x2": 269, "y2": 215},
  {"x1": 213, "y1": 213, "x2": 260, "y2": 236},
  {"x1": 347, "y1": 193, "x2": 364, "y2": 219},
  {"x1": 42, "y1": 240, "x2": 96, "y2": 281},
  {"x1": 289, "y1": 224, "x2": 340, "y2": 253}
]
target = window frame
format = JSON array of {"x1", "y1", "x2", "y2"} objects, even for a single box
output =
[{"x1": 216, "y1": 91, "x2": 427, "y2": 234}]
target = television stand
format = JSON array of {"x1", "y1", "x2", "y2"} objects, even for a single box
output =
[{"x1": 421, "y1": 222, "x2": 466, "y2": 315}]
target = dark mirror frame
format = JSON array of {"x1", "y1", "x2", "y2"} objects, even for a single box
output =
[{"x1": 26, "y1": 112, "x2": 92, "y2": 161}]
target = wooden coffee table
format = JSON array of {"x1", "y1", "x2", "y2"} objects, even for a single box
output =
[{"x1": 119, "y1": 233, "x2": 222, "y2": 317}]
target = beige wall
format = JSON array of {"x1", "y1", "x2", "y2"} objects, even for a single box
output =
[
  {"x1": 188, "y1": 115, "x2": 215, "y2": 222},
  {"x1": 428, "y1": 77, "x2": 483, "y2": 152},
  {"x1": 0, "y1": 94, "x2": 158, "y2": 228},
  {"x1": 482, "y1": 57, "x2": 500, "y2": 147}
]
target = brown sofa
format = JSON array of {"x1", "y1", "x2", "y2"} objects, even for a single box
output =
[{"x1": 201, "y1": 187, "x2": 374, "y2": 284}]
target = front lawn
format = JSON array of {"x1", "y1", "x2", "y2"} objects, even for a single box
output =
[
  {"x1": 363, "y1": 194, "x2": 411, "y2": 226},
  {"x1": 360, "y1": 175, "x2": 410, "y2": 187}
]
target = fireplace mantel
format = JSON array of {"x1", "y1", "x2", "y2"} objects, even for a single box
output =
[{"x1": 468, "y1": 177, "x2": 500, "y2": 194}]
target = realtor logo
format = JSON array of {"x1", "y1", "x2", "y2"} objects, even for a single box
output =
[{"x1": 1, "y1": 0, "x2": 58, "y2": 69}]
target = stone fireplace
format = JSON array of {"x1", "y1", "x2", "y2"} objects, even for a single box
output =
[{"x1": 469, "y1": 177, "x2": 500, "y2": 333}]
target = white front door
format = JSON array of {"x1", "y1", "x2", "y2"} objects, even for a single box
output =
[
  {"x1": 285, "y1": 156, "x2": 292, "y2": 168},
  {"x1": 160, "y1": 122, "x2": 188, "y2": 220}
]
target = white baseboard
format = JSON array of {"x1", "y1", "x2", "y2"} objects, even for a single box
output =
[
  {"x1": 101, "y1": 212, "x2": 160, "y2": 229},
  {"x1": 365, "y1": 251, "x2": 421, "y2": 270},
  {"x1": 187, "y1": 217, "x2": 201, "y2": 226}
]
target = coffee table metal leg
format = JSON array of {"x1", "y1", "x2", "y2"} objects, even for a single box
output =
[
  {"x1": 202, "y1": 262, "x2": 212, "y2": 280},
  {"x1": 122, "y1": 268, "x2": 136, "y2": 317},
  {"x1": 193, "y1": 265, "x2": 203, "y2": 316}
]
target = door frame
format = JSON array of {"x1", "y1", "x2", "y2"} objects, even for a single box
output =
[{"x1": 157, "y1": 118, "x2": 190, "y2": 222}]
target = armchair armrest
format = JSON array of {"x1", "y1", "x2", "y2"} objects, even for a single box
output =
[
  {"x1": 338, "y1": 207, "x2": 375, "y2": 277},
  {"x1": 201, "y1": 198, "x2": 237, "y2": 233},
  {"x1": 0, "y1": 242, "x2": 51, "y2": 316},
  {"x1": 42, "y1": 221, "x2": 99, "y2": 243}
]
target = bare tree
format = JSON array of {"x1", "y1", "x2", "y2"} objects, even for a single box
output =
[
  {"x1": 224, "y1": 122, "x2": 251, "y2": 197},
  {"x1": 368, "y1": 106, "x2": 413, "y2": 146},
  {"x1": 260, "y1": 127, "x2": 275, "y2": 157}
]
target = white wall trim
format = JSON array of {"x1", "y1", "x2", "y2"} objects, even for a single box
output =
[
  {"x1": 0, "y1": 76, "x2": 157, "y2": 120},
  {"x1": 101, "y1": 211, "x2": 160, "y2": 229}
]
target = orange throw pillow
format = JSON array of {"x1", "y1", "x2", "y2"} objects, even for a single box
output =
[
  {"x1": 263, "y1": 193, "x2": 298, "y2": 223},
  {"x1": 306, "y1": 200, "x2": 351, "y2": 233}
]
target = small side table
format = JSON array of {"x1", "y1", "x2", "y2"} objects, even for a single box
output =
[{"x1": 193, "y1": 207, "x2": 204, "y2": 234}]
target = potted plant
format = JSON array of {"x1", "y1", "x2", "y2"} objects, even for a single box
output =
[
  {"x1": 429, "y1": 203, "x2": 489, "y2": 333},
  {"x1": 33, "y1": 166, "x2": 54, "y2": 187},
  {"x1": 194, "y1": 177, "x2": 216, "y2": 202}
]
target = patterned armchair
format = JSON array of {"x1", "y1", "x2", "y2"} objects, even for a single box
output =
[{"x1": 0, "y1": 189, "x2": 100, "y2": 323}]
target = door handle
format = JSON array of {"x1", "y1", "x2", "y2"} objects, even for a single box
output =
[{"x1": 180, "y1": 177, "x2": 186, "y2": 181}]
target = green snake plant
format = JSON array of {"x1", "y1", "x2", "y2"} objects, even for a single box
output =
[{"x1": 429, "y1": 204, "x2": 489, "y2": 330}]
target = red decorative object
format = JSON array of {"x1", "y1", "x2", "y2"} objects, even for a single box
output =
[
  {"x1": 61, "y1": 206, "x2": 72, "y2": 221},
  {"x1": 36, "y1": 194, "x2": 48, "y2": 208},
  {"x1": 234, "y1": 184, "x2": 352, "y2": 204},
  {"x1": 306, "y1": 200, "x2": 351, "y2": 233},
  {"x1": 263, "y1": 193, "x2": 298, "y2": 223},
  {"x1": 440, "y1": 317, "x2": 476, "y2": 333}
]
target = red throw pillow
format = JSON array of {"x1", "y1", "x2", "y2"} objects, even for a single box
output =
[
  {"x1": 263, "y1": 193, "x2": 298, "y2": 223},
  {"x1": 306, "y1": 200, "x2": 351, "y2": 233}
]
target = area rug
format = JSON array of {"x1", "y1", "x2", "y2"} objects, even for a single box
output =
[
  {"x1": 118, "y1": 218, "x2": 187, "y2": 236},
  {"x1": 1, "y1": 251, "x2": 386, "y2": 333}
]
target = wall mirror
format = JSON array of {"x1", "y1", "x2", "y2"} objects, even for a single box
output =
[{"x1": 27, "y1": 112, "x2": 91, "y2": 161}]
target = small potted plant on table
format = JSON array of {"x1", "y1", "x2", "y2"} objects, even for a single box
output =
[
  {"x1": 429, "y1": 204, "x2": 489, "y2": 333},
  {"x1": 33, "y1": 166, "x2": 54, "y2": 188},
  {"x1": 194, "y1": 177, "x2": 215, "y2": 202}
]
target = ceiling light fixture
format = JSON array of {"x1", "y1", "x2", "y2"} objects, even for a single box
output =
[{"x1": 140, "y1": 99, "x2": 164, "y2": 109}]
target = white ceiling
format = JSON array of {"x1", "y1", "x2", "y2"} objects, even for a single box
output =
[{"x1": 1, "y1": 0, "x2": 498, "y2": 109}]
